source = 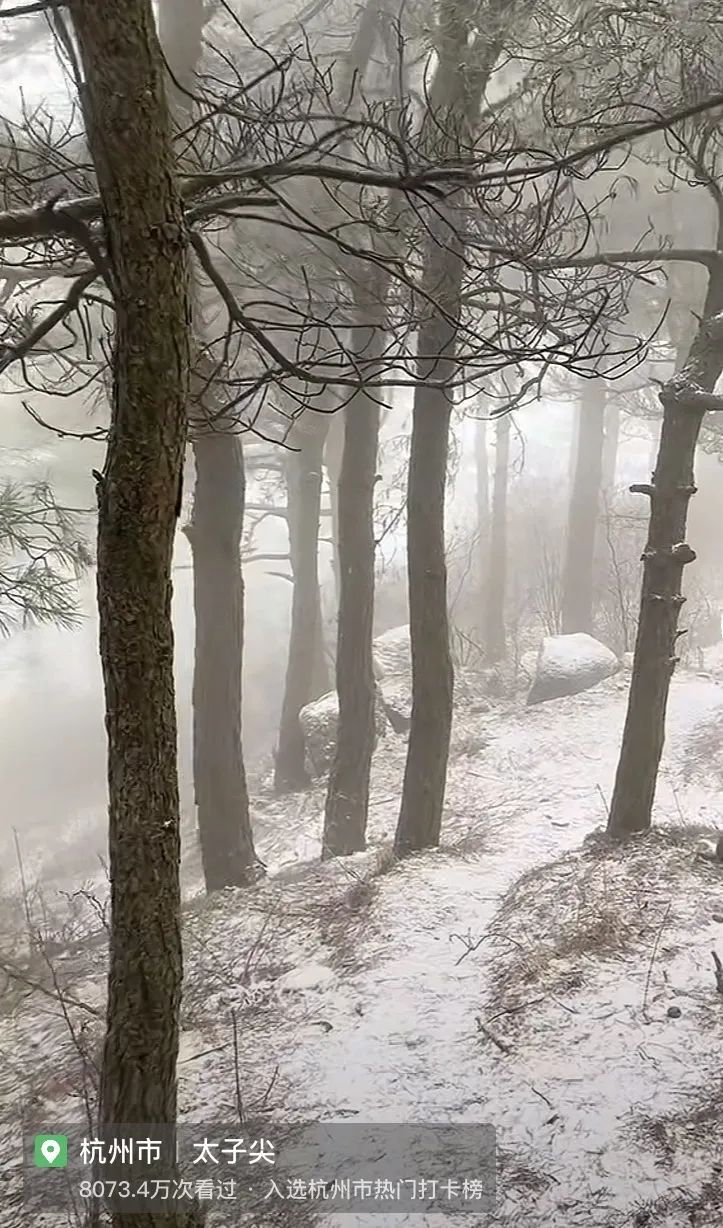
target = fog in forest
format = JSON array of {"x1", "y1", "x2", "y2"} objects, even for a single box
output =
[{"x1": 2, "y1": 1, "x2": 723, "y2": 1226}]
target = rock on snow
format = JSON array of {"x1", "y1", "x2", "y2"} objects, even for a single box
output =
[
  {"x1": 527, "y1": 632, "x2": 619, "y2": 705},
  {"x1": 300, "y1": 625, "x2": 415, "y2": 775},
  {"x1": 299, "y1": 688, "x2": 387, "y2": 776},
  {"x1": 372, "y1": 624, "x2": 412, "y2": 678}
]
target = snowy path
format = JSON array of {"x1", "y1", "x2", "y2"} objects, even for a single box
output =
[
  {"x1": 181, "y1": 674, "x2": 723, "y2": 1226},
  {"x1": 4, "y1": 672, "x2": 723, "y2": 1227}
]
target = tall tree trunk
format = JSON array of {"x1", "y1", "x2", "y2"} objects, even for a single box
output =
[
  {"x1": 608, "y1": 268, "x2": 723, "y2": 837},
  {"x1": 186, "y1": 431, "x2": 257, "y2": 888},
  {"x1": 393, "y1": 305, "x2": 456, "y2": 856},
  {"x1": 159, "y1": 0, "x2": 257, "y2": 890},
  {"x1": 67, "y1": 4, "x2": 192, "y2": 1226},
  {"x1": 321, "y1": 0, "x2": 391, "y2": 855},
  {"x1": 475, "y1": 415, "x2": 489, "y2": 637},
  {"x1": 323, "y1": 319, "x2": 381, "y2": 857},
  {"x1": 602, "y1": 398, "x2": 620, "y2": 491},
  {"x1": 568, "y1": 398, "x2": 580, "y2": 484},
  {"x1": 561, "y1": 378, "x2": 606, "y2": 634},
  {"x1": 325, "y1": 411, "x2": 345, "y2": 607},
  {"x1": 274, "y1": 418, "x2": 328, "y2": 792},
  {"x1": 484, "y1": 413, "x2": 510, "y2": 662},
  {"x1": 393, "y1": 0, "x2": 508, "y2": 856}
]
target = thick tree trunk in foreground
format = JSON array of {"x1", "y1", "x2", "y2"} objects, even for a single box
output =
[
  {"x1": 608, "y1": 274, "x2": 723, "y2": 837},
  {"x1": 68, "y1": 3, "x2": 191, "y2": 1226},
  {"x1": 275, "y1": 419, "x2": 328, "y2": 792},
  {"x1": 159, "y1": 0, "x2": 258, "y2": 891},
  {"x1": 561, "y1": 378, "x2": 606, "y2": 635},
  {"x1": 323, "y1": 322, "x2": 381, "y2": 857},
  {"x1": 484, "y1": 413, "x2": 510, "y2": 663},
  {"x1": 475, "y1": 415, "x2": 489, "y2": 637},
  {"x1": 186, "y1": 431, "x2": 257, "y2": 888}
]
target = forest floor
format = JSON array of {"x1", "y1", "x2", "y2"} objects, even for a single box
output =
[{"x1": 2, "y1": 663, "x2": 723, "y2": 1226}]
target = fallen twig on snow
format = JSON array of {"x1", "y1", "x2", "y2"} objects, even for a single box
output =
[
  {"x1": 476, "y1": 1015, "x2": 513, "y2": 1054},
  {"x1": 711, "y1": 949, "x2": 723, "y2": 995},
  {"x1": 450, "y1": 930, "x2": 487, "y2": 965},
  {"x1": 642, "y1": 901, "x2": 672, "y2": 1022}
]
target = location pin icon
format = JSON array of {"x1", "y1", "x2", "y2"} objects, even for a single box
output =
[
  {"x1": 34, "y1": 1134, "x2": 68, "y2": 1169},
  {"x1": 41, "y1": 1140, "x2": 60, "y2": 1164}
]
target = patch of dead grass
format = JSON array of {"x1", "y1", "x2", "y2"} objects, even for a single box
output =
[
  {"x1": 485, "y1": 825, "x2": 723, "y2": 1018},
  {"x1": 498, "y1": 1146, "x2": 557, "y2": 1195},
  {"x1": 633, "y1": 1077, "x2": 723, "y2": 1162},
  {"x1": 629, "y1": 1173, "x2": 723, "y2": 1227},
  {"x1": 309, "y1": 843, "x2": 398, "y2": 973}
]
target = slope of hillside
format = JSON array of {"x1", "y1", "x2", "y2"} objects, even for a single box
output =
[{"x1": 2, "y1": 668, "x2": 723, "y2": 1226}]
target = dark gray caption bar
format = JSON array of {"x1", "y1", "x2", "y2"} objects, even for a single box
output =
[{"x1": 23, "y1": 1121, "x2": 495, "y2": 1215}]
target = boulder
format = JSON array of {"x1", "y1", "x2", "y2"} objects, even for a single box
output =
[
  {"x1": 299, "y1": 689, "x2": 387, "y2": 776},
  {"x1": 519, "y1": 650, "x2": 539, "y2": 682},
  {"x1": 372, "y1": 624, "x2": 411, "y2": 679},
  {"x1": 377, "y1": 676, "x2": 412, "y2": 733},
  {"x1": 371, "y1": 625, "x2": 414, "y2": 733},
  {"x1": 526, "y1": 633, "x2": 619, "y2": 705}
]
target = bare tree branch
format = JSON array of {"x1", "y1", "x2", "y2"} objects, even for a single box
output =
[
  {"x1": 0, "y1": 267, "x2": 96, "y2": 373},
  {"x1": 1, "y1": 89, "x2": 723, "y2": 245}
]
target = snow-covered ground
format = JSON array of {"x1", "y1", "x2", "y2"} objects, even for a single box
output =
[{"x1": 3, "y1": 667, "x2": 723, "y2": 1226}]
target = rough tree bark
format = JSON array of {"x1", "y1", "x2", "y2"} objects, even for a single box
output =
[
  {"x1": 394, "y1": 0, "x2": 509, "y2": 856},
  {"x1": 608, "y1": 263, "x2": 723, "y2": 837},
  {"x1": 159, "y1": 0, "x2": 257, "y2": 889},
  {"x1": 67, "y1": 2, "x2": 192, "y2": 1226},
  {"x1": 484, "y1": 413, "x2": 510, "y2": 663},
  {"x1": 561, "y1": 378, "x2": 607, "y2": 635},
  {"x1": 274, "y1": 416, "x2": 329, "y2": 792},
  {"x1": 323, "y1": 312, "x2": 382, "y2": 857}
]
